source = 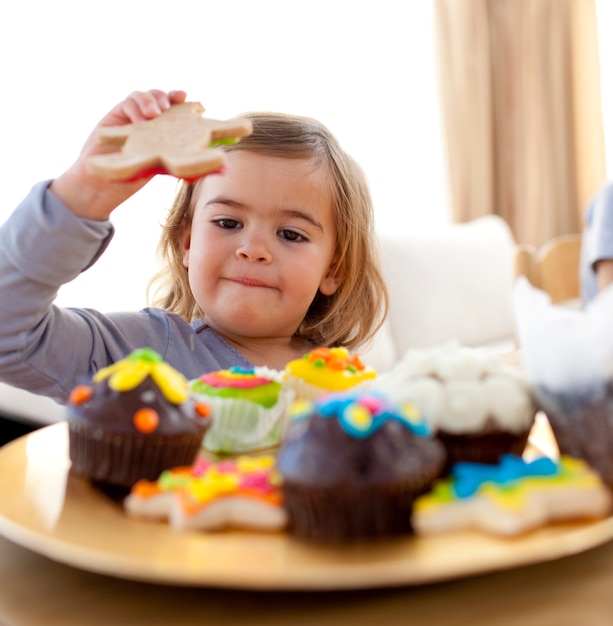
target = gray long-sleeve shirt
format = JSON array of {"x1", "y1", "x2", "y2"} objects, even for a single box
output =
[{"x1": 0, "y1": 180, "x2": 252, "y2": 404}]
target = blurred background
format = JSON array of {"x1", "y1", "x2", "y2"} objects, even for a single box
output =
[{"x1": 0, "y1": 0, "x2": 610, "y2": 312}]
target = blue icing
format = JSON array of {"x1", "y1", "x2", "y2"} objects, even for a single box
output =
[
  {"x1": 228, "y1": 366, "x2": 255, "y2": 375},
  {"x1": 451, "y1": 454, "x2": 559, "y2": 499},
  {"x1": 313, "y1": 390, "x2": 431, "y2": 439}
]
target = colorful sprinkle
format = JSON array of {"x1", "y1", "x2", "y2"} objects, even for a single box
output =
[
  {"x1": 198, "y1": 367, "x2": 273, "y2": 389},
  {"x1": 286, "y1": 347, "x2": 376, "y2": 390}
]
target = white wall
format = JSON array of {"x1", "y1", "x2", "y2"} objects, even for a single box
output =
[{"x1": 0, "y1": 0, "x2": 451, "y2": 312}]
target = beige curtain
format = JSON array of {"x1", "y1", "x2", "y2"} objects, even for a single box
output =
[{"x1": 435, "y1": 0, "x2": 606, "y2": 246}]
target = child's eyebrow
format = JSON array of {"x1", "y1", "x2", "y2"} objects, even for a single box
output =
[
  {"x1": 282, "y1": 209, "x2": 324, "y2": 232},
  {"x1": 204, "y1": 196, "x2": 324, "y2": 231}
]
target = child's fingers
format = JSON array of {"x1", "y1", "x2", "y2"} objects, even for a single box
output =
[
  {"x1": 136, "y1": 89, "x2": 188, "y2": 117},
  {"x1": 103, "y1": 89, "x2": 188, "y2": 126},
  {"x1": 125, "y1": 90, "x2": 166, "y2": 121},
  {"x1": 168, "y1": 89, "x2": 188, "y2": 105}
]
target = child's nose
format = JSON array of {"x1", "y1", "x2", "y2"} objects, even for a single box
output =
[{"x1": 236, "y1": 234, "x2": 273, "y2": 263}]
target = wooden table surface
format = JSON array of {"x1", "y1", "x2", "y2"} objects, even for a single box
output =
[{"x1": 0, "y1": 530, "x2": 612, "y2": 626}]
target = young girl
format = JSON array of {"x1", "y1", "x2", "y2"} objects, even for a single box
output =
[{"x1": 0, "y1": 89, "x2": 388, "y2": 404}]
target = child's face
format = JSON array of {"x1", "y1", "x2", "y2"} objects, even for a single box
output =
[{"x1": 181, "y1": 151, "x2": 341, "y2": 340}]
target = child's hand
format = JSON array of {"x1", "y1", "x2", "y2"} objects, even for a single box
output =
[
  {"x1": 98, "y1": 89, "x2": 188, "y2": 127},
  {"x1": 50, "y1": 89, "x2": 187, "y2": 221}
]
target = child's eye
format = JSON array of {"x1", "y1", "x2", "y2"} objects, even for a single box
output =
[
  {"x1": 215, "y1": 218, "x2": 241, "y2": 230},
  {"x1": 279, "y1": 229, "x2": 306, "y2": 242}
]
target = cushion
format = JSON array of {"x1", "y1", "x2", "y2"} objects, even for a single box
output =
[
  {"x1": 357, "y1": 316, "x2": 398, "y2": 373},
  {"x1": 377, "y1": 215, "x2": 516, "y2": 355}
]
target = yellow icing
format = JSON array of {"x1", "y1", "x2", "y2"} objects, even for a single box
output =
[
  {"x1": 93, "y1": 348, "x2": 189, "y2": 404},
  {"x1": 235, "y1": 456, "x2": 275, "y2": 472},
  {"x1": 285, "y1": 347, "x2": 376, "y2": 390},
  {"x1": 414, "y1": 456, "x2": 605, "y2": 514}
]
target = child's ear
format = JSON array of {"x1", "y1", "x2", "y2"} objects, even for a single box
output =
[
  {"x1": 319, "y1": 268, "x2": 341, "y2": 296},
  {"x1": 180, "y1": 229, "x2": 191, "y2": 268}
]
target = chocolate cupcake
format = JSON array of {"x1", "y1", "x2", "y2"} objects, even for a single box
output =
[
  {"x1": 276, "y1": 389, "x2": 445, "y2": 541},
  {"x1": 68, "y1": 348, "x2": 211, "y2": 490}
]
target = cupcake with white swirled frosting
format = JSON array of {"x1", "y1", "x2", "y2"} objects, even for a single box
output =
[{"x1": 373, "y1": 344, "x2": 538, "y2": 473}]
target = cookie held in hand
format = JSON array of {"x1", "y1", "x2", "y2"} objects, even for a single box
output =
[{"x1": 87, "y1": 101, "x2": 253, "y2": 182}]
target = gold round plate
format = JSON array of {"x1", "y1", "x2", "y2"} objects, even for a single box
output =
[{"x1": 0, "y1": 422, "x2": 612, "y2": 590}]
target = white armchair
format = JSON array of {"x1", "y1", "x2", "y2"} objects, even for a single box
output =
[{"x1": 361, "y1": 214, "x2": 517, "y2": 371}]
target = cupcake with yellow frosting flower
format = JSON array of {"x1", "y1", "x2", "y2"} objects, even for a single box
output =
[
  {"x1": 283, "y1": 347, "x2": 377, "y2": 402},
  {"x1": 67, "y1": 348, "x2": 211, "y2": 490}
]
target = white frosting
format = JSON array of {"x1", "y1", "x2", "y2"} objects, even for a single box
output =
[
  {"x1": 384, "y1": 377, "x2": 445, "y2": 423},
  {"x1": 374, "y1": 345, "x2": 535, "y2": 433},
  {"x1": 252, "y1": 365, "x2": 285, "y2": 383},
  {"x1": 443, "y1": 381, "x2": 489, "y2": 432},
  {"x1": 435, "y1": 350, "x2": 489, "y2": 381},
  {"x1": 483, "y1": 375, "x2": 533, "y2": 431}
]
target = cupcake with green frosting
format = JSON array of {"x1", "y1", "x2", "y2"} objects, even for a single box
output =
[{"x1": 190, "y1": 366, "x2": 295, "y2": 454}]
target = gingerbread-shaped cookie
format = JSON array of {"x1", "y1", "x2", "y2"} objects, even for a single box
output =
[{"x1": 87, "y1": 102, "x2": 253, "y2": 182}]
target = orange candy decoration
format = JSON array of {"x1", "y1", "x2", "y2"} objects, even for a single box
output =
[
  {"x1": 307, "y1": 347, "x2": 366, "y2": 371},
  {"x1": 69, "y1": 385, "x2": 93, "y2": 405},
  {"x1": 194, "y1": 402, "x2": 211, "y2": 418},
  {"x1": 133, "y1": 408, "x2": 160, "y2": 434}
]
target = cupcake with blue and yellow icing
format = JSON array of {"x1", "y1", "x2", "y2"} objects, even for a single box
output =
[
  {"x1": 283, "y1": 347, "x2": 377, "y2": 402},
  {"x1": 276, "y1": 389, "x2": 446, "y2": 541},
  {"x1": 190, "y1": 366, "x2": 294, "y2": 454},
  {"x1": 68, "y1": 348, "x2": 211, "y2": 490}
]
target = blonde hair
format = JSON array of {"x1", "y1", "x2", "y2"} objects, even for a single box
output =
[{"x1": 149, "y1": 112, "x2": 388, "y2": 350}]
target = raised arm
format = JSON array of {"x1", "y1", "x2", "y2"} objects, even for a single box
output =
[
  {"x1": 51, "y1": 89, "x2": 187, "y2": 221},
  {"x1": 0, "y1": 90, "x2": 187, "y2": 400}
]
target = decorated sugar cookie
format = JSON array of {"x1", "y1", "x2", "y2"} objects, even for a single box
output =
[
  {"x1": 124, "y1": 455, "x2": 287, "y2": 532},
  {"x1": 412, "y1": 454, "x2": 612, "y2": 536},
  {"x1": 87, "y1": 101, "x2": 253, "y2": 182}
]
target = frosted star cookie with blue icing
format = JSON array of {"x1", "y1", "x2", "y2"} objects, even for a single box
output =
[{"x1": 412, "y1": 454, "x2": 612, "y2": 536}]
